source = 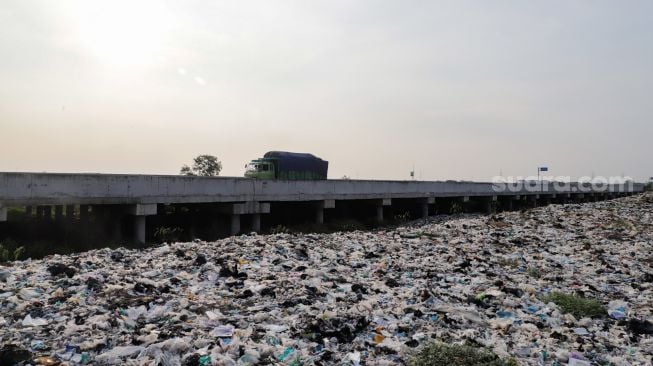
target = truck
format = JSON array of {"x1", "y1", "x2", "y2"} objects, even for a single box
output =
[{"x1": 244, "y1": 151, "x2": 328, "y2": 180}]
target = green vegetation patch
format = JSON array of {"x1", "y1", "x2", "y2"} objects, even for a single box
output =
[
  {"x1": 0, "y1": 238, "x2": 26, "y2": 262},
  {"x1": 497, "y1": 257, "x2": 521, "y2": 268},
  {"x1": 270, "y1": 219, "x2": 368, "y2": 235},
  {"x1": 154, "y1": 226, "x2": 184, "y2": 243},
  {"x1": 526, "y1": 266, "x2": 541, "y2": 278},
  {"x1": 610, "y1": 217, "x2": 635, "y2": 230},
  {"x1": 410, "y1": 342, "x2": 518, "y2": 366},
  {"x1": 541, "y1": 291, "x2": 606, "y2": 318}
]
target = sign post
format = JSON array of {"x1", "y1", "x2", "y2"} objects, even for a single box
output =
[{"x1": 538, "y1": 166, "x2": 548, "y2": 192}]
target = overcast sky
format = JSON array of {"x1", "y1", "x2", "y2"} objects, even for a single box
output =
[{"x1": 1, "y1": 1, "x2": 651, "y2": 181}]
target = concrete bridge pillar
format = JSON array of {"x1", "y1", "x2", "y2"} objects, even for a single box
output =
[
  {"x1": 65, "y1": 205, "x2": 75, "y2": 221},
  {"x1": 314, "y1": 200, "x2": 335, "y2": 224},
  {"x1": 420, "y1": 197, "x2": 434, "y2": 218},
  {"x1": 376, "y1": 205, "x2": 383, "y2": 222},
  {"x1": 43, "y1": 206, "x2": 52, "y2": 220},
  {"x1": 55, "y1": 206, "x2": 63, "y2": 221},
  {"x1": 510, "y1": 195, "x2": 522, "y2": 211},
  {"x1": 558, "y1": 193, "x2": 570, "y2": 204},
  {"x1": 314, "y1": 201, "x2": 325, "y2": 224},
  {"x1": 316, "y1": 208, "x2": 324, "y2": 225},
  {"x1": 460, "y1": 196, "x2": 470, "y2": 213},
  {"x1": 218, "y1": 201, "x2": 270, "y2": 235},
  {"x1": 375, "y1": 198, "x2": 392, "y2": 223},
  {"x1": 230, "y1": 214, "x2": 240, "y2": 235},
  {"x1": 528, "y1": 195, "x2": 538, "y2": 208},
  {"x1": 251, "y1": 213, "x2": 261, "y2": 233},
  {"x1": 80, "y1": 205, "x2": 89, "y2": 221},
  {"x1": 95, "y1": 205, "x2": 122, "y2": 242},
  {"x1": 498, "y1": 195, "x2": 519, "y2": 211},
  {"x1": 134, "y1": 216, "x2": 147, "y2": 243},
  {"x1": 188, "y1": 210, "x2": 199, "y2": 239},
  {"x1": 420, "y1": 202, "x2": 428, "y2": 218},
  {"x1": 130, "y1": 204, "x2": 157, "y2": 244},
  {"x1": 482, "y1": 196, "x2": 498, "y2": 214}
]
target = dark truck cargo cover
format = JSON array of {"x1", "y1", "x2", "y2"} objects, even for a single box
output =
[{"x1": 264, "y1": 151, "x2": 328, "y2": 179}]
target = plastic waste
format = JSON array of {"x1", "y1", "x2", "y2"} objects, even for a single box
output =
[
  {"x1": 126, "y1": 305, "x2": 147, "y2": 320},
  {"x1": 277, "y1": 347, "x2": 294, "y2": 362},
  {"x1": 607, "y1": 300, "x2": 627, "y2": 319},
  {"x1": 0, "y1": 194, "x2": 652, "y2": 365},
  {"x1": 568, "y1": 358, "x2": 591, "y2": 365},
  {"x1": 211, "y1": 325, "x2": 235, "y2": 337},
  {"x1": 0, "y1": 270, "x2": 10, "y2": 282},
  {"x1": 95, "y1": 345, "x2": 145, "y2": 363},
  {"x1": 573, "y1": 327, "x2": 589, "y2": 336},
  {"x1": 238, "y1": 353, "x2": 259, "y2": 365},
  {"x1": 347, "y1": 351, "x2": 361, "y2": 366},
  {"x1": 22, "y1": 314, "x2": 48, "y2": 326},
  {"x1": 199, "y1": 355, "x2": 212, "y2": 365},
  {"x1": 496, "y1": 310, "x2": 513, "y2": 318},
  {"x1": 31, "y1": 340, "x2": 47, "y2": 350},
  {"x1": 18, "y1": 287, "x2": 42, "y2": 300}
]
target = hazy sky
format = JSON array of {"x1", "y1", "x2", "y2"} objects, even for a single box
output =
[{"x1": 1, "y1": 1, "x2": 651, "y2": 181}]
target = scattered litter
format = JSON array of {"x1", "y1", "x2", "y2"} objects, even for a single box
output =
[
  {"x1": 210, "y1": 325, "x2": 234, "y2": 337},
  {"x1": 22, "y1": 314, "x2": 48, "y2": 327},
  {"x1": 608, "y1": 300, "x2": 628, "y2": 320},
  {"x1": 568, "y1": 358, "x2": 592, "y2": 366},
  {"x1": 1, "y1": 194, "x2": 652, "y2": 364},
  {"x1": 573, "y1": 327, "x2": 589, "y2": 336}
]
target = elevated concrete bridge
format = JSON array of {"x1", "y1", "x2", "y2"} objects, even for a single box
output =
[{"x1": 0, "y1": 173, "x2": 644, "y2": 243}]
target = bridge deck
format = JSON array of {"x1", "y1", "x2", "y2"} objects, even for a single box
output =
[{"x1": 0, "y1": 172, "x2": 642, "y2": 206}]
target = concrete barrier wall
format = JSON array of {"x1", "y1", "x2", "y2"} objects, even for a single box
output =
[{"x1": 0, "y1": 172, "x2": 644, "y2": 206}]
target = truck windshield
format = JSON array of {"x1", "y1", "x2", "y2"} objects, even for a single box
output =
[{"x1": 246, "y1": 163, "x2": 270, "y2": 172}]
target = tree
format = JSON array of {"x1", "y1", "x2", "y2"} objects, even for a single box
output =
[
  {"x1": 180, "y1": 165, "x2": 194, "y2": 176},
  {"x1": 180, "y1": 154, "x2": 222, "y2": 176}
]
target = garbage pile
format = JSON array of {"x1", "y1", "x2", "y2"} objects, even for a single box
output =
[{"x1": 1, "y1": 194, "x2": 653, "y2": 365}]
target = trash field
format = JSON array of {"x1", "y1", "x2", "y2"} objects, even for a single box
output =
[{"x1": 1, "y1": 193, "x2": 653, "y2": 365}]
